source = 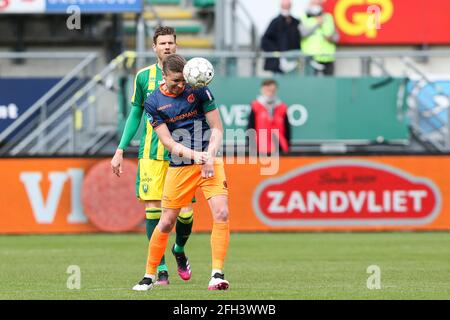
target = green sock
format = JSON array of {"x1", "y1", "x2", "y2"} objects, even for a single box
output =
[
  {"x1": 173, "y1": 243, "x2": 184, "y2": 253},
  {"x1": 145, "y1": 208, "x2": 166, "y2": 271},
  {"x1": 174, "y1": 211, "x2": 193, "y2": 253},
  {"x1": 145, "y1": 216, "x2": 158, "y2": 240},
  {"x1": 157, "y1": 264, "x2": 168, "y2": 273}
]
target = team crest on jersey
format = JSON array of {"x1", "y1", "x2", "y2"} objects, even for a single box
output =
[
  {"x1": 187, "y1": 93, "x2": 195, "y2": 104},
  {"x1": 143, "y1": 183, "x2": 148, "y2": 193}
]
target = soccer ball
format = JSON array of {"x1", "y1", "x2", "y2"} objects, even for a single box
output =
[{"x1": 183, "y1": 57, "x2": 215, "y2": 88}]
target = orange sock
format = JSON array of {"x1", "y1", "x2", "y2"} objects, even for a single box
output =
[
  {"x1": 211, "y1": 221, "x2": 230, "y2": 271},
  {"x1": 146, "y1": 226, "x2": 170, "y2": 275}
]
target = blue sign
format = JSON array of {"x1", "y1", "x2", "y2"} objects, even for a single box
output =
[
  {"x1": 0, "y1": 78, "x2": 60, "y2": 134},
  {"x1": 0, "y1": 78, "x2": 83, "y2": 143},
  {"x1": 46, "y1": 0, "x2": 142, "y2": 13}
]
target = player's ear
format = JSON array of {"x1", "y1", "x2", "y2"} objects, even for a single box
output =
[{"x1": 152, "y1": 42, "x2": 157, "y2": 52}]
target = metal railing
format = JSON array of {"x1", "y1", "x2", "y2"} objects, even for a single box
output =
[
  {"x1": 1, "y1": 49, "x2": 450, "y2": 155},
  {"x1": 0, "y1": 52, "x2": 134, "y2": 156},
  {"x1": 403, "y1": 58, "x2": 450, "y2": 152},
  {"x1": 0, "y1": 52, "x2": 99, "y2": 155},
  {"x1": 215, "y1": 0, "x2": 259, "y2": 54}
]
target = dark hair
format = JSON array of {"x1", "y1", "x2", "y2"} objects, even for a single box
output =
[
  {"x1": 261, "y1": 79, "x2": 278, "y2": 87},
  {"x1": 153, "y1": 26, "x2": 177, "y2": 44},
  {"x1": 163, "y1": 54, "x2": 187, "y2": 74}
]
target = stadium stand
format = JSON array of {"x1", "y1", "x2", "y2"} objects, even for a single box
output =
[
  {"x1": 1, "y1": 0, "x2": 450, "y2": 156},
  {"x1": 123, "y1": 0, "x2": 215, "y2": 49}
]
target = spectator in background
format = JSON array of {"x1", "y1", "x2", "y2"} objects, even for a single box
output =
[
  {"x1": 261, "y1": 0, "x2": 301, "y2": 74},
  {"x1": 299, "y1": 0, "x2": 339, "y2": 76},
  {"x1": 248, "y1": 79, "x2": 291, "y2": 154}
]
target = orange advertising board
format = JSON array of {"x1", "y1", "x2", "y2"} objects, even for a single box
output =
[
  {"x1": 0, "y1": 158, "x2": 101, "y2": 233},
  {"x1": 1, "y1": 156, "x2": 450, "y2": 233}
]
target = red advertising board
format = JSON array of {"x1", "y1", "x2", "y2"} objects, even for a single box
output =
[
  {"x1": 324, "y1": 0, "x2": 450, "y2": 45},
  {"x1": 253, "y1": 160, "x2": 440, "y2": 227}
]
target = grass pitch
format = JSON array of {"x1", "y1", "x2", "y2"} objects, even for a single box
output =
[{"x1": 0, "y1": 232, "x2": 449, "y2": 300}]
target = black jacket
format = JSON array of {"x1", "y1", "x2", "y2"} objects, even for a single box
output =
[{"x1": 261, "y1": 15, "x2": 301, "y2": 73}]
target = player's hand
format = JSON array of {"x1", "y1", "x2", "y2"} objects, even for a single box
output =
[
  {"x1": 111, "y1": 149, "x2": 124, "y2": 177},
  {"x1": 194, "y1": 151, "x2": 210, "y2": 165},
  {"x1": 201, "y1": 162, "x2": 215, "y2": 179}
]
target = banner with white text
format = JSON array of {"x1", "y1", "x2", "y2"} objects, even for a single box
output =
[{"x1": 1, "y1": 156, "x2": 450, "y2": 233}]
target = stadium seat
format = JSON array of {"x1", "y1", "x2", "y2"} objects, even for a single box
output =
[
  {"x1": 193, "y1": 0, "x2": 215, "y2": 8},
  {"x1": 175, "y1": 36, "x2": 214, "y2": 48},
  {"x1": 123, "y1": 24, "x2": 203, "y2": 36},
  {"x1": 122, "y1": 0, "x2": 215, "y2": 50},
  {"x1": 125, "y1": 36, "x2": 214, "y2": 49},
  {"x1": 123, "y1": 9, "x2": 195, "y2": 21}
]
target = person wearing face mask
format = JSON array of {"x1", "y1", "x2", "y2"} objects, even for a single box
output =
[
  {"x1": 247, "y1": 79, "x2": 291, "y2": 154},
  {"x1": 261, "y1": 0, "x2": 301, "y2": 74},
  {"x1": 299, "y1": 0, "x2": 339, "y2": 76}
]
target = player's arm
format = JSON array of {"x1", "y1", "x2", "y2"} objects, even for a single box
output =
[
  {"x1": 197, "y1": 85, "x2": 222, "y2": 178},
  {"x1": 201, "y1": 108, "x2": 223, "y2": 178},
  {"x1": 154, "y1": 123, "x2": 209, "y2": 164},
  {"x1": 205, "y1": 108, "x2": 223, "y2": 160},
  {"x1": 111, "y1": 106, "x2": 143, "y2": 177},
  {"x1": 111, "y1": 73, "x2": 144, "y2": 177}
]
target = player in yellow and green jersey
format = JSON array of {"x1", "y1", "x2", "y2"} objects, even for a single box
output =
[{"x1": 111, "y1": 26, "x2": 193, "y2": 285}]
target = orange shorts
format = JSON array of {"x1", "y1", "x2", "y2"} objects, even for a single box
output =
[{"x1": 162, "y1": 160, "x2": 228, "y2": 209}]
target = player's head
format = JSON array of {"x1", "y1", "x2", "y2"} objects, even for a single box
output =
[
  {"x1": 309, "y1": 0, "x2": 325, "y2": 7},
  {"x1": 261, "y1": 79, "x2": 278, "y2": 98},
  {"x1": 280, "y1": 0, "x2": 292, "y2": 11},
  {"x1": 162, "y1": 54, "x2": 187, "y2": 96},
  {"x1": 153, "y1": 26, "x2": 177, "y2": 63}
]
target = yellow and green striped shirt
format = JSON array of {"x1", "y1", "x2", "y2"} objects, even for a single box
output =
[{"x1": 132, "y1": 64, "x2": 170, "y2": 160}]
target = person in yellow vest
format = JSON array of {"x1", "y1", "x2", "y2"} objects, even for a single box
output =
[{"x1": 299, "y1": 0, "x2": 339, "y2": 76}]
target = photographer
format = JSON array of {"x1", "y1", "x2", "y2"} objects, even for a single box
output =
[{"x1": 299, "y1": 0, "x2": 339, "y2": 76}]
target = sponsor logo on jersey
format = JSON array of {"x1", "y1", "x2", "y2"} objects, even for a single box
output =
[
  {"x1": 187, "y1": 94, "x2": 195, "y2": 104},
  {"x1": 165, "y1": 109, "x2": 199, "y2": 123},
  {"x1": 158, "y1": 103, "x2": 173, "y2": 111}
]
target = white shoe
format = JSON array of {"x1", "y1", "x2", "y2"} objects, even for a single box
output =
[
  {"x1": 208, "y1": 273, "x2": 229, "y2": 291},
  {"x1": 132, "y1": 277, "x2": 153, "y2": 291}
]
